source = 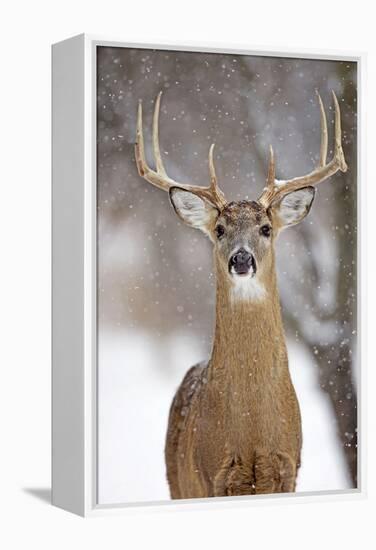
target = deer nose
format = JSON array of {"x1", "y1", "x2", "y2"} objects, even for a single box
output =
[{"x1": 229, "y1": 248, "x2": 256, "y2": 276}]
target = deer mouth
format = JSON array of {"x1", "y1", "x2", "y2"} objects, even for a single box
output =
[{"x1": 228, "y1": 249, "x2": 257, "y2": 277}]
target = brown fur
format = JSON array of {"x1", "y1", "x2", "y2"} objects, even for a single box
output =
[{"x1": 165, "y1": 201, "x2": 302, "y2": 499}]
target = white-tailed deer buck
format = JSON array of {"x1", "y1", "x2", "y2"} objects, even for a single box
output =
[{"x1": 135, "y1": 91, "x2": 347, "y2": 498}]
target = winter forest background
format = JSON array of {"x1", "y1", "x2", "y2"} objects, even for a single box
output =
[{"x1": 96, "y1": 47, "x2": 357, "y2": 504}]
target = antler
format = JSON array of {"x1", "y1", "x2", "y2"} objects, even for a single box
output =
[
  {"x1": 258, "y1": 91, "x2": 348, "y2": 209},
  {"x1": 135, "y1": 92, "x2": 227, "y2": 210}
]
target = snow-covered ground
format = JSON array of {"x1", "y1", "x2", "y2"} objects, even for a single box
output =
[{"x1": 98, "y1": 329, "x2": 351, "y2": 504}]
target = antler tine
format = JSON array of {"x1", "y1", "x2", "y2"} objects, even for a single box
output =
[
  {"x1": 267, "y1": 145, "x2": 275, "y2": 187},
  {"x1": 316, "y1": 90, "x2": 328, "y2": 167},
  {"x1": 257, "y1": 91, "x2": 348, "y2": 209},
  {"x1": 134, "y1": 94, "x2": 228, "y2": 209},
  {"x1": 258, "y1": 146, "x2": 276, "y2": 208},
  {"x1": 135, "y1": 96, "x2": 173, "y2": 192},
  {"x1": 208, "y1": 143, "x2": 227, "y2": 207},
  {"x1": 332, "y1": 90, "x2": 348, "y2": 172},
  {"x1": 135, "y1": 100, "x2": 147, "y2": 178},
  {"x1": 209, "y1": 143, "x2": 217, "y2": 186},
  {"x1": 152, "y1": 91, "x2": 168, "y2": 177}
]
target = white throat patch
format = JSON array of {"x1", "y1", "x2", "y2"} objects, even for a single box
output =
[{"x1": 230, "y1": 274, "x2": 266, "y2": 303}]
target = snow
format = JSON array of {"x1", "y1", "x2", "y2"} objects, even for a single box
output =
[{"x1": 98, "y1": 329, "x2": 350, "y2": 505}]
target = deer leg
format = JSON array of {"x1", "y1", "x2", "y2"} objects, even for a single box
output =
[
  {"x1": 254, "y1": 451, "x2": 297, "y2": 494},
  {"x1": 214, "y1": 451, "x2": 297, "y2": 496},
  {"x1": 214, "y1": 453, "x2": 255, "y2": 497},
  {"x1": 213, "y1": 451, "x2": 234, "y2": 496},
  {"x1": 253, "y1": 452, "x2": 279, "y2": 494},
  {"x1": 225, "y1": 458, "x2": 256, "y2": 496},
  {"x1": 277, "y1": 452, "x2": 297, "y2": 493}
]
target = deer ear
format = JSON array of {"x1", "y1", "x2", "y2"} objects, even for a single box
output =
[
  {"x1": 270, "y1": 187, "x2": 316, "y2": 230},
  {"x1": 169, "y1": 187, "x2": 219, "y2": 234}
]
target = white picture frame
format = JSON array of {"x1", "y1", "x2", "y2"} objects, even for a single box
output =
[{"x1": 52, "y1": 34, "x2": 366, "y2": 517}]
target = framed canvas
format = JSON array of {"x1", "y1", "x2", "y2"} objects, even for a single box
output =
[{"x1": 52, "y1": 34, "x2": 365, "y2": 516}]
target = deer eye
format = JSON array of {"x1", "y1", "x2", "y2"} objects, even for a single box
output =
[
  {"x1": 215, "y1": 224, "x2": 225, "y2": 239},
  {"x1": 260, "y1": 224, "x2": 271, "y2": 237}
]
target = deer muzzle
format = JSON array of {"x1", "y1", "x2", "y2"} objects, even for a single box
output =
[{"x1": 229, "y1": 248, "x2": 256, "y2": 277}]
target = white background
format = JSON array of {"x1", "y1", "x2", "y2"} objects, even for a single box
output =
[{"x1": 0, "y1": 1, "x2": 375, "y2": 549}]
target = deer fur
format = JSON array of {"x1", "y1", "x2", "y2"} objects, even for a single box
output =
[{"x1": 165, "y1": 201, "x2": 302, "y2": 498}]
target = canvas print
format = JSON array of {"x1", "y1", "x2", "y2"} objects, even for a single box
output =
[{"x1": 97, "y1": 46, "x2": 357, "y2": 505}]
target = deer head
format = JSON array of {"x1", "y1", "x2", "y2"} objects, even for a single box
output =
[{"x1": 135, "y1": 91, "x2": 347, "y2": 301}]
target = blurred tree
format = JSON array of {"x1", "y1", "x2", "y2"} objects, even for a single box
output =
[{"x1": 282, "y1": 64, "x2": 357, "y2": 485}]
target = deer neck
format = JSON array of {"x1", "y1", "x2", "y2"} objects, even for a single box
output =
[{"x1": 208, "y1": 254, "x2": 288, "y2": 388}]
